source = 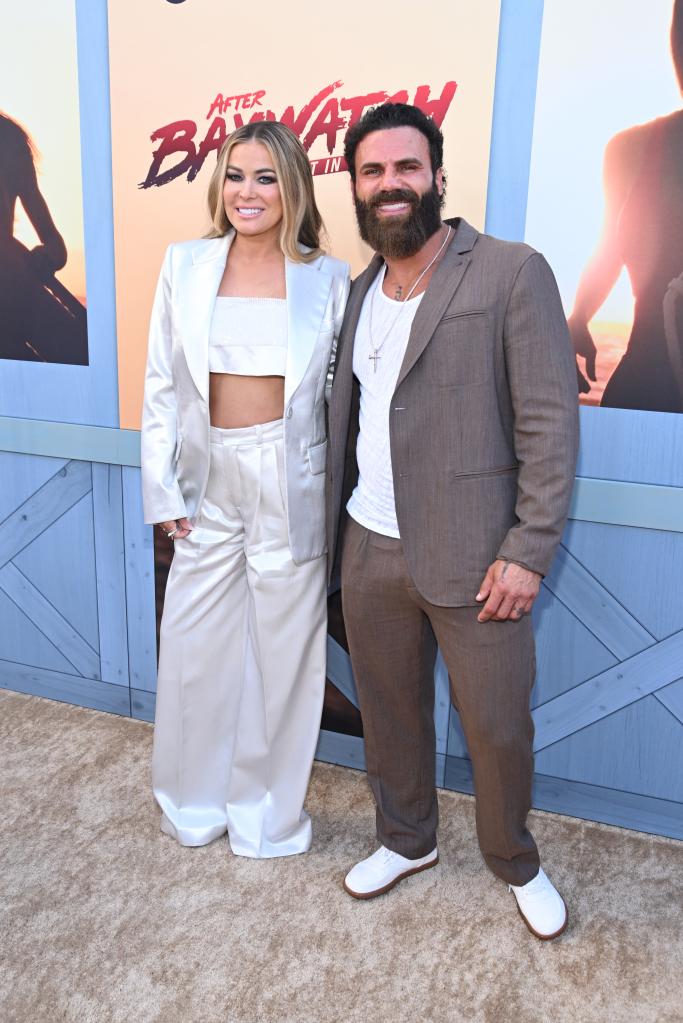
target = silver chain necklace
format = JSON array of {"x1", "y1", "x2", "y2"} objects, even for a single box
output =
[{"x1": 368, "y1": 224, "x2": 451, "y2": 373}]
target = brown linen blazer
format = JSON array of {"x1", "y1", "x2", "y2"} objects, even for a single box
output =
[{"x1": 325, "y1": 217, "x2": 579, "y2": 607}]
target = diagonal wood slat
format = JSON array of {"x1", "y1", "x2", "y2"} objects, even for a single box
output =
[
  {"x1": 532, "y1": 629, "x2": 683, "y2": 751},
  {"x1": 92, "y1": 465, "x2": 129, "y2": 686},
  {"x1": 655, "y1": 678, "x2": 683, "y2": 726},
  {"x1": 0, "y1": 460, "x2": 92, "y2": 570},
  {"x1": 0, "y1": 563, "x2": 100, "y2": 679},
  {"x1": 326, "y1": 635, "x2": 358, "y2": 708},
  {"x1": 544, "y1": 544, "x2": 655, "y2": 659}
]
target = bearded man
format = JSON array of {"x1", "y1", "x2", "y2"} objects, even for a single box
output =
[{"x1": 326, "y1": 103, "x2": 578, "y2": 940}]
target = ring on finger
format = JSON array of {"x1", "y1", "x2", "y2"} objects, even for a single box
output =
[{"x1": 165, "y1": 526, "x2": 179, "y2": 539}]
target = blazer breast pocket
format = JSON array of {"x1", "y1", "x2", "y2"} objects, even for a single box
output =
[{"x1": 431, "y1": 310, "x2": 494, "y2": 387}]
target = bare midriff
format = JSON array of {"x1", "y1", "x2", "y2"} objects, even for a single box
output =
[{"x1": 209, "y1": 373, "x2": 285, "y2": 429}]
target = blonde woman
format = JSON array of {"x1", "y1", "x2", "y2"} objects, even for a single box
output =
[{"x1": 142, "y1": 122, "x2": 349, "y2": 857}]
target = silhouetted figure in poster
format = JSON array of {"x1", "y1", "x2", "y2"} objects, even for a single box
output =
[
  {"x1": 0, "y1": 113, "x2": 87, "y2": 364},
  {"x1": 569, "y1": 1, "x2": 683, "y2": 413}
]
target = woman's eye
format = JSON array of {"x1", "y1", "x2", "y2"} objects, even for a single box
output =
[
  {"x1": 259, "y1": 176, "x2": 276, "y2": 185},
  {"x1": 226, "y1": 173, "x2": 242, "y2": 182}
]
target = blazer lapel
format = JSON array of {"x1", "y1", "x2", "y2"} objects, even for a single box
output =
[
  {"x1": 395, "y1": 218, "x2": 478, "y2": 389},
  {"x1": 284, "y1": 259, "x2": 333, "y2": 405},
  {"x1": 180, "y1": 234, "x2": 232, "y2": 401}
]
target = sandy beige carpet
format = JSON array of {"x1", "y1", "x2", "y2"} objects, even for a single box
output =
[{"x1": 1, "y1": 689, "x2": 682, "y2": 1023}]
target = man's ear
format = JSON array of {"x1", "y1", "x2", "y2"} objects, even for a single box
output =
[{"x1": 435, "y1": 168, "x2": 444, "y2": 196}]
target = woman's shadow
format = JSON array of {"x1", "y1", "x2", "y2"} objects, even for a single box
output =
[
  {"x1": 0, "y1": 112, "x2": 88, "y2": 364},
  {"x1": 569, "y1": 1, "x2": 683, "y2": 413}
]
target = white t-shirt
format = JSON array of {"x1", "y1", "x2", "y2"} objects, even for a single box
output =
[{"x1": 347, "y1": 268, "x2": 423, "y2": 537}]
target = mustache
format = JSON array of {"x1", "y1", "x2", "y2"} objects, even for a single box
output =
[{"x1": 365, "y1": 188, "x2": 420, "y2": 211}]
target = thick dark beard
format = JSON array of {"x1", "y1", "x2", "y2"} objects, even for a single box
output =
[{"x1": 354, "y1": 182, "x2": 443, "y2": 259}]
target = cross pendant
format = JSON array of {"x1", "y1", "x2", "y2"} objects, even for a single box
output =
[{"x1": 369, "y1": 349, "x2": 381, "y2": 372}]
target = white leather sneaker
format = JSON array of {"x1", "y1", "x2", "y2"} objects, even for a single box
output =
[
  {"x1": 343, "y1": 845, "x2": 439, "y2": 899},
  {"x1": 509, "y1": 867, "x2": 568, "y2": 940}
]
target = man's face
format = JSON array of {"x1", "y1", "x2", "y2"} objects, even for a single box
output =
[{"x1": 352, "y1": 126, "x2": 444, "y2": 259}]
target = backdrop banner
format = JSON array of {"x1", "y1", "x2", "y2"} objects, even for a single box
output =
[
  {"x1": 525, "y1": 0, "x2": 683, "y2": 414},
  {"x1": 0, "y1": 0, "x2": 88, "y2": 365},
  {"x1": 108, "y1": 0, "x2": 501, "y2": 429},
  {"x1": 109, "y1": 0, "x2": 501, "y2": 736}
]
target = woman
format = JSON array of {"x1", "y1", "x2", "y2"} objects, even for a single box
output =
[
  {"x1": 569, "y1": 0, "x2": 683, "y2": 412},
  {"x1": 141, "y1": 121, "x2": 349, "y2": 857}
]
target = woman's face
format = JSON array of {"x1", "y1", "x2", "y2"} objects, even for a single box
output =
[{"x1": 223, "y1": 140, "x2": 283, "y2": 240}]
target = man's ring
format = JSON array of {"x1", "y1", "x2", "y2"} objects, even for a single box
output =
[
  {"x1": 513, "y1": 606, "x2": 525, "y2": 616},
  {"x1": 165, "y1": 526, "x2": 179, "y2": 539}
]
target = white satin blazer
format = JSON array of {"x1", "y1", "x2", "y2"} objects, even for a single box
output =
[{"x1": 141, "y1": 232, "x2": 350, "y2": 564}]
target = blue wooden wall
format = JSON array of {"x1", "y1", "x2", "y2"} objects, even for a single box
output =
[{"x1": 2, "y1": 0, "x2": 682, "y2": 841}]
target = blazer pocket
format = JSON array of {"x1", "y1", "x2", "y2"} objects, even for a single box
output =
[
  {"x1": 173, "y1": 435, "x2": 183, "y2": 464},
  {"x1": 440, "y1": 309, "x2": 487, "y2": 323},
  {"x1": 307, "y1": 439, "x2": 327, "y2": 475}
]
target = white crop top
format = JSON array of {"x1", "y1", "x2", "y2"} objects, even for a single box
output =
[{"x1": 209, "y1": 296, "x2": 288, "y2": 376}]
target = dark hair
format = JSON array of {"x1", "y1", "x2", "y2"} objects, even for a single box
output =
[
  {"x1": 673, "y1": 0, "x2": 683, "y2": 90},
  {"x1": 343, "y1": 103, "x2": 444, "y2": 183}
]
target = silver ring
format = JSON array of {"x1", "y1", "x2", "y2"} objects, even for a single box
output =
[
  {"x1": 513, "y1": 606, "x2": 524, "y2": 616},
  {"x1": 165, "y1": 526, "x2": 179, "y2": 539}
]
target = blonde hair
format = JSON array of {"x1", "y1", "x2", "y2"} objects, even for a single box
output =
[{"x1": 205, "y1": 121, "x2": 324, "y2": 262}]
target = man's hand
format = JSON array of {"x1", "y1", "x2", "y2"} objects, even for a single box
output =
[{"x1": 475, "y1": 559, "x2": 541, "y2": 623}]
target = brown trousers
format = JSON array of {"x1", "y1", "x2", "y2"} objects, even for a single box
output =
[{"x1": 341, "y1": 517, "x2": 540, "y2": 886}]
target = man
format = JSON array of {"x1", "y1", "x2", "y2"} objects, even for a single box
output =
[{"x1": 326, "y1": 104, "x2": 578, "y2": 940}]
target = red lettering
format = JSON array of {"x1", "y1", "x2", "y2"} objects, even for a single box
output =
[
  {"x1": 140, "y1": 120, "x2": 197, "y2": 188},
  {"x1": 341, "y1": 91, "x2": 388, "y2": 129},
  {"x1": 205, "y1": 93, "x2": 225, "y2": 120},
  {"x1": 412, "y1": 81, "x2": 458, "y2": 128},
  {"x1": 303, "y1": 97, "x2": 346, "y2": 154},
  {"x1": 280, "y1": 81, "x2": 343, "y2": 139},
  {"x1": 189, "y1": 117, "x2": 227, "y2": 182}
]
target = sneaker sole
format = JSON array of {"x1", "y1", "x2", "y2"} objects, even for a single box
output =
[
  {"x1": 343, "y1": 853, "x2": 439, "y2": 900},
  {"x1": 514, "y1": 895, "x2": 568, "y2": 941}
]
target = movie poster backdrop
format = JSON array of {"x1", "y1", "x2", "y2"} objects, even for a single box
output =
[
  {"x1": 108, "y1": 0, "x2": 501, "y2": 735},
  {"x1": 525, "y1": 0, "x2": 683, "y2": 414},
  {"x1": 0, "y1": 0, "x2": 88, "y2": 365}
]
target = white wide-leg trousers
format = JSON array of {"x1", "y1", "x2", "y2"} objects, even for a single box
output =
[{"x1": 152, "y1": 419, "x2": 327, "y2": 857}]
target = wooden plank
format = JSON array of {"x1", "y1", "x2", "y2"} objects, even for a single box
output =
[
  {"x1": 532, "y1": 629, "x2": 683, "y2": 751},
  {"x1": 0, "y1": 418, "x2": 141, "y2": 466},
  {"x1": 444, "y1": 755, "x2": 683, "y2": 840},
  {"x1": 0, "y1": 659, "x2": 130, "y2": 716},
  {"x1": 0, "y1": 451, "x2": 68, "y2": 523},
  {"x1": 0, "y1": 460, "x2": 92, "y2": 569},
  {"x1": 92, "y1": 464, "x2": 129, "y2": 686},
  {"x1": 576, "y1": 405, "x2": 683, "y2": 489},
  {"x1": 122, "y1": 468, "x2": 157, "y2": 692},
  {"x1": 563, "y1": 519, "x2": 683, "y2": 643},
  {"x1": 14, "y1": 490, "x2": 99, "y2": 653},
  {"x1": 131, "y1": 688, "x2": 156, "y2": 723},
  {"x1": 0, "y1": 589, "x2": 77, "y2": 675},
  {"x1": 315, "y1": 729, "x2": 366, "y2": 771},
  {"x1": 0, "y1": 563, "x2": 99, "y2": 678},
  {"x1": 434, "y1": 651, "x2": 451, "y2": 755},
  {"x1": 326, "y1": 636, "x2": 359, "y2": 708},
  {"x1": 543, "y1": 544, "x2": 655, "y2": 659},
  {"x1": 655, "y1": 678, "x2": 683, "y2": 726},
  {"x1": 570, "y1": 477, "x2": 683, "y2": 533},
  {"x1": 536, "y1": 694, "x2": 683, "y2": 803}
]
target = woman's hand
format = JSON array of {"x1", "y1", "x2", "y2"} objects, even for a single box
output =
[{"x1": 158, "y1": 517, "x2": 193, "y2": 540}]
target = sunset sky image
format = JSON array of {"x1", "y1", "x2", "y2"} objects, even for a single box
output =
[
  {"x1": 525, "y1": 0, "x2": 682, "y2": 405},
  {"x1": 1, "y1": 1, "x2": 86, "y2": 303}
]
